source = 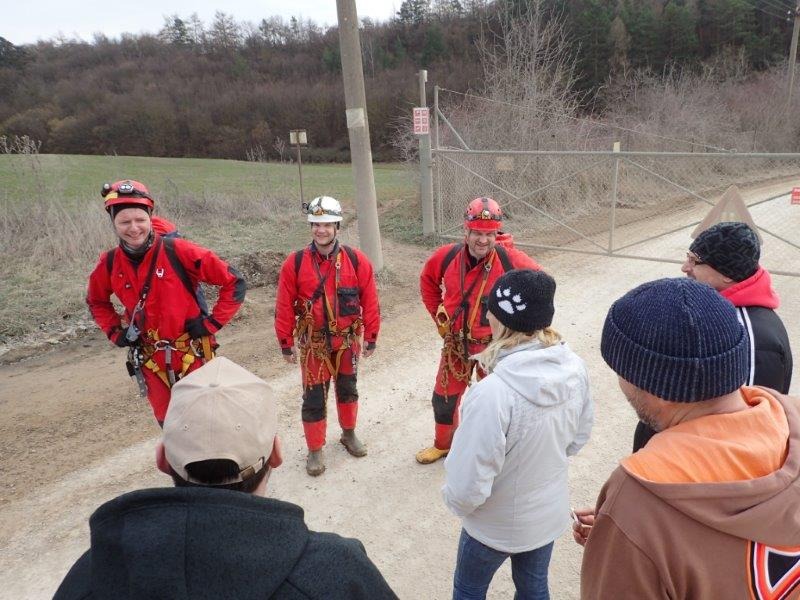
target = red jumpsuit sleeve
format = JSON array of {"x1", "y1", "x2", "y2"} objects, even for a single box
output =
[
  {"x1": 354, "y1": 249, "x2": 380, "y2": 344},
  {"x1": 274, "y1": 252, "x2": 300, "y2": 350},
  {"x1": 420, "y1": 244, "x2": 453, "y2": 320},
  {"x1": 508, "y1": 247, "x2": 542, "y2": 271},
  {"x1": 173, "y1": 240, "x2": 245, "y2": 333},
  {"x1": 86, "y1": 251, "x2": 125, "y2": 345}
]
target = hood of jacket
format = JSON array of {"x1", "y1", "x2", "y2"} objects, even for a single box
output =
[
  {"x1": 622, "y1": 388, "x2": 800, "y2": 547},
  {"x1": 84, "y1": 487, "x2": 310, "y2": 598},
  {"x1": 492, "y1": 340, "x2": 585, "y2": 407},
  {"x1": 721, "y1": 266, "x2": 780, "y2": 309}
]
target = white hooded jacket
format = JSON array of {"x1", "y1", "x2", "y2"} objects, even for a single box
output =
[{"x1": 442, "y1": 340, "x2": 593, "y2": 553}]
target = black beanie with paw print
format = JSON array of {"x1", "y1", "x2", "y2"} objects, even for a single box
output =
[{"x1": 487, "y1": 269, "x2": 556, "y2": 333}]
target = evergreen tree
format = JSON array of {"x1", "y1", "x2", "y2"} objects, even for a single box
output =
[
  {"x1": 712, "y1": 0, "x2": 757, "y2": 49},
  {"x1": 398, "y1": 0, "x2": 431, "y2": 25},
  {"x1": 571, "y1": 0, "x2": 613, "y2": 91},
  {"x1": 662, "y1": 3, "x2": 699, "y2": 64},
  {"x1": 159, "y1": 16, "x2": 192, "y2": 46},
  {"x1": 422, "y1": 23, "x2": 446, "y2": 63},
  {"x1": 621, "y1": 0, "x2": 664, "y2": 70}
]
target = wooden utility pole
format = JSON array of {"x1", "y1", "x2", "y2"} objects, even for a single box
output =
[
  {"x1": 336, "y1": 0, "x2": 384, "y2": 271},
  {"x1": 789, "y1": 1, "x2": 800, "y2": 112}
]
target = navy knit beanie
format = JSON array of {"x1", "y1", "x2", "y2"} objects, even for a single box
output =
[
  {"x1": 690, "y1": 222, "x2": 760, "y2": 282},
  {"x1": 601, "y1": 278, "x2": 748, "y2": 402},
  {"x1": 488, "y1": 269, "x2": 555, "y2": 333}
]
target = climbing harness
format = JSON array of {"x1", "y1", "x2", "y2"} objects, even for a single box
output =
[
  {"x1": 119, "y1": 237, "x2": 215, "y2": 396},
  {"x1": 292, "y1": 244, "x2": 363, "y2": 390},
  {"x1": 437, "y1": 248, "x2": 496, "y2": 390}
]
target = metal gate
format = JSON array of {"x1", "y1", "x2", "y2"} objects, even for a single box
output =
[{"x1": 431, "y1": 88, "x2": 800, "y2": 277}]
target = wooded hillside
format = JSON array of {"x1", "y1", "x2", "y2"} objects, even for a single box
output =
[{"x1": 0, "y1": 0, "x2": 796, "y2": 160}]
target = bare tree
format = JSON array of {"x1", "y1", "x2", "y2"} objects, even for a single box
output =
[{"x1": 442, "y1": 1, "x2": 581, "y2": 151}]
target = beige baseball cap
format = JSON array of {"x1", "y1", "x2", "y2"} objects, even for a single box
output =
[{"x1": 163, "y1": 357, "x2": 278, "y2": 485}]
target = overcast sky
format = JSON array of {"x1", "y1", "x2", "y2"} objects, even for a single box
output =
[{"x1": 3, "y1": 0, "x2": 401, "y2": 45}]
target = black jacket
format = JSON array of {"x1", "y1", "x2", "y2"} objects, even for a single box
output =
[
  {"x1": 738, "y1": 305, "x2": 793, "y2": 393},
  {"x1": 54, "y1": 487, "x2": 397, "y2": 600}
]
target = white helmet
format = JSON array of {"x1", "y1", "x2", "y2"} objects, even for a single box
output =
[{"x1": 306, "y1": 195, "x2": 343, "y2": 223}]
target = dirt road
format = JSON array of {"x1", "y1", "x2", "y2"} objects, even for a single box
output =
[{"x1": 2, "y1": 215, "x2": 798, "y2": 599}]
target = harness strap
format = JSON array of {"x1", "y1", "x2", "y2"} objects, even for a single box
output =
[
  {"x1": 137, "y1": 332, "x2": 215, "y2": 391},
  {"x1": 466, "y1": 252, "x2": 495, "y2": 338},
  {"x1": 295, "y1": 319, "x2": 363, "y2": 387}
]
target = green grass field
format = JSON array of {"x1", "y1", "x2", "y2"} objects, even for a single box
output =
[{"x1": 0, "y1": 154, "x2": 420, "y2": 341}]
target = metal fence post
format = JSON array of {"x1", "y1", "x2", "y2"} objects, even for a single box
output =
[
  {"x1": 434, "y1": 85, "x2": 442, "y2": 237},
  {"x1": 419, "y1": 70, "x2": 435, "y2": 235},
  {"x1": 608, "y1": 142, "x2": 621, "y2": 254}
]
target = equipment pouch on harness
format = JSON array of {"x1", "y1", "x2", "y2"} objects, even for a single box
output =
[
  {"x1": 435, "y1": 304, "x2": 450, "y2": 338},
  {"x1": 337, "y1": 287, "x2": 360, "y2": 317}
]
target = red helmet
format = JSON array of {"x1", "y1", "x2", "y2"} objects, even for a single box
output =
[
  {"x1": 464, "y1": 197, "x2": 502, "y2": 231},
  {"x1": 101, "y1": 180, "x2": 154, "y2": 213}
]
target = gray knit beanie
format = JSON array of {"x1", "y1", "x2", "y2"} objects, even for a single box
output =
[{"x1": 601, "y1": 278, "x2": 748, "y2": 402}]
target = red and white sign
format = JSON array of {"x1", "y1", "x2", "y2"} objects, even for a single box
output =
[
  {"x1": 413, "y1": 107, "x2": 430, "y2": 135},
  {"x1": 792, "y1": 187, "x2": 800, "y2": 205}
]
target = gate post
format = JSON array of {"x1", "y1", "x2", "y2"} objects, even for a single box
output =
[
  {"x1": 434, "y1": 85, "x2": 442, "y2": 237},
  {"x1": 608, "y1": 142, "x2": 621, "y2": 254},
  {"x1": 419, "y1": 70, "x2": 435, "y2": 235}
]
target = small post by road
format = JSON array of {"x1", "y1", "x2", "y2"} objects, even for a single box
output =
[
  {"x1": 418, "y1": 69, "x2": 435, "y2": 235},
  {"x1": 788, "y1": 1, "x2": 800, "y2": 113},
  {"x1": 290, "y1": 129, "x2": 307, "y2": 212},
  {"x1": 336, "y1": 0, "x2": 384, "y2": 271}
]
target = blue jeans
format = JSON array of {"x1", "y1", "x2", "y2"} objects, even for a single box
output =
[{"x1": 452, "y1": 529, "x2": 554, "y2": 600}]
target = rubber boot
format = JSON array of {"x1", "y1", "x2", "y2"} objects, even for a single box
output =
[
  {"x1": 306, "y1": 449, "x2": 325, "y2": 476},
  {"x1": 340, "y1": 429, "x2": 367, "y2": 457},
  {"x1": 415, "y1": 423, "x2": 452, "y2": 464},
  {"x1": 415, "y1": 446, "x2": 449, "y2": 464}
]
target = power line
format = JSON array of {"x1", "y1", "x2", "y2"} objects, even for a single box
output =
[
  {"x1": 754, "y1": 5, "x2": 794, "y2": 21},
  {"x1": 752, "y1": 0, "x2": 795, "y2": 21},
  {"x1": 758, "y1": 0, "x2": 795, "y2": 15}
]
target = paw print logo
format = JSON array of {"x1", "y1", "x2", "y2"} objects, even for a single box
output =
[{"x1": 496, "y1": 287, "x2": 526, "y2": 315}]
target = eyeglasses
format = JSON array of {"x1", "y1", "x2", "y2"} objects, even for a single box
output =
[{"x1": 685, "y1": 252, "x2": 705, "y2": 266}]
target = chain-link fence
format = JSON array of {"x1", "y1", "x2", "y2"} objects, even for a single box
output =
[
  {"x1": 430, "y1": 85, "x2": 800, "y2": 276},
  {"x1": 433, "y1": 142, "x2": 800, "y2": 278}
]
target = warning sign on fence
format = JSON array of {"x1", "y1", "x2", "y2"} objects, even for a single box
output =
[
  {"x1": 692, "y1": 185, "x2": 761, "y2": 243},
  {"x1": 792, "y1": 187, "x2": 800, "y2": 205},
  {"x1": 413, "y1": 107, "x2": 430, "y2": 135}
]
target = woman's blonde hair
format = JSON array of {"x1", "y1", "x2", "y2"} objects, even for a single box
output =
[{"x1": 474, "y1": 323, "x2": 562, "y2": 373}]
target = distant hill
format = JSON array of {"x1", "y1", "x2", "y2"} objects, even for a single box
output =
[{"x1": 0, "y1": 0, "x2": 794, "y2": 160}]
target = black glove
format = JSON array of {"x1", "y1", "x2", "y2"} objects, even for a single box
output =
[{"x1": 185, "y1": 316, "x2": 211, "y2": 339}]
